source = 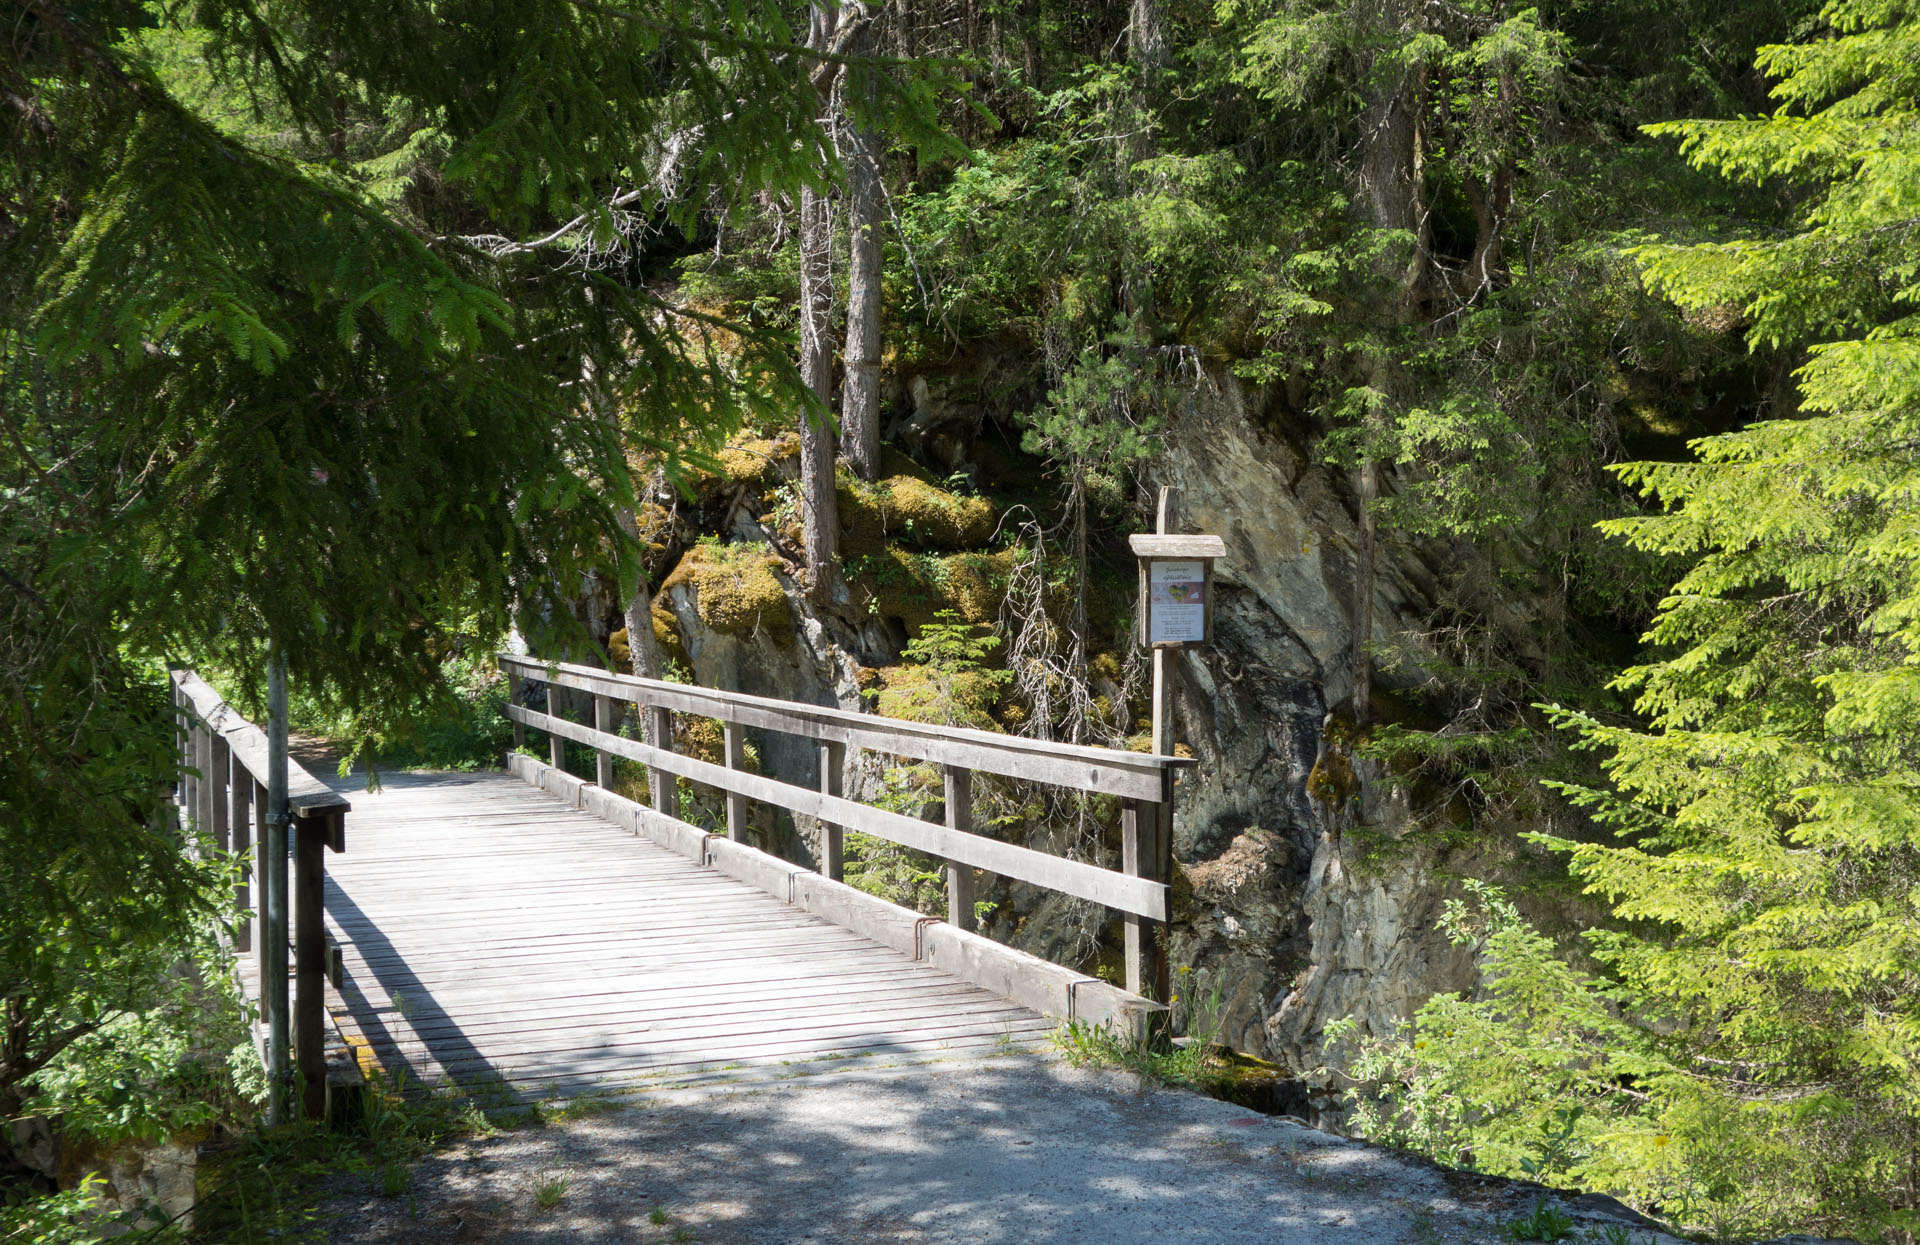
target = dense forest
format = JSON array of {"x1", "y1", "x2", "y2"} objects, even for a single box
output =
[{"x1": 7, "y1": 0, "x2": 1920, "y2": 1238}]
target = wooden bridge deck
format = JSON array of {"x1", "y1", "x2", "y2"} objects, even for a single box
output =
[{"x1": 278, "y1": 769, "x2": 1051, "y2": 1100}]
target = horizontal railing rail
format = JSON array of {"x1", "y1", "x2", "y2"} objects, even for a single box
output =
[
  {"x1": 169, "y1": 667, "x2": 348, "y2": 1121},
  {"x1": 499, "y1": 654, "x2": 1186, "y2": 801},
  {"x1": 500, "y1": 654, "x2": 1188, "y2": 994}
]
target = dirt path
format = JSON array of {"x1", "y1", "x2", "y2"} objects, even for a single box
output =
[{"x1": 314, "y1": 1054, "x2": 1679, "y2": 1244}]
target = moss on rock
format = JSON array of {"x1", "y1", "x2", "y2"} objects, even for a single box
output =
[
  {"x1": 660, "y1": 540, "x2": 792, "y2": 637},
  {"x1": 870, "y1": 662, "x2": 1004, "y2": 730},
  {"x1": 844, "y1": 548, "x2": 1012, "y2": 631},
  {"x1": 608, "y1": 601, "x2": 687, "y2": 673},
  {"x1": 840, "y1": 469, "x2": 997, "y2": 553}
]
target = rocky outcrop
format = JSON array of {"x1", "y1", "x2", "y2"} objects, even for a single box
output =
[
  {"x1": 587, "y1": 362, "x2": 1536, "y2": 1110},
  {"x1": 1147, "y1": 372, "x2": 1490, "y2": 1107}
]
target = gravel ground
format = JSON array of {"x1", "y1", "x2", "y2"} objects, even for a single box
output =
[{"x1": 314, "y1": 1053, "x2": 1682, "y2": 1244}]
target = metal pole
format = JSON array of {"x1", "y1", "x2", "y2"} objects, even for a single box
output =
[{"x1": 265, "y1": 648, "x2": 291, "y2": 1126}]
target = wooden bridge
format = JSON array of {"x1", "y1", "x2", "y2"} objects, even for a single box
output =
[{"x1": 170, "y1": 659, "x2": 1189, "y2": 1120}]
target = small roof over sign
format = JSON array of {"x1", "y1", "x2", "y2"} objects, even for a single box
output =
[{"x1": 1128, "y1": 533, "x2": 1227, "y2": 559}]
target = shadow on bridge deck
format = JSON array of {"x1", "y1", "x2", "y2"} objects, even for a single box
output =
[{"x1": 318, "y1": 769, "x2": 1051, "y2": 1103}]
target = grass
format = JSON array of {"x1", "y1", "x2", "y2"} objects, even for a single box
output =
[
  {"x1": 1505, "y1": 1197, "x2": 1575, "y2": 1241},
  {"x1": 533, "y1": 1170, "x2": 571, "y2": 1212},
  {"x1": 192, "y1": 1067, "x2": 559, "y2": 1242},
  {"x1": 1050, "y1": 984, "x2": 1228, "y2": 1093}
]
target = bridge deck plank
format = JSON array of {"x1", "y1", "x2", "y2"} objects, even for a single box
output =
[{"x1": 285, "y1": 769, "x2": 1046, "y2": 1099}]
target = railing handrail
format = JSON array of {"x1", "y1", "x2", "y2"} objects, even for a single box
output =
[
  {"x1": 511, "y1": 696, "x2": 1168, "y2": 920},
  {"x1": 169, "y1": 665, "x2": 350, "y2": 1123},
  {"x1": 498, "y1": 654, "x2": 1189, "y2": 802},
  {"x1": 171, "y1": 668, "x2": 350, "y2": 817}
]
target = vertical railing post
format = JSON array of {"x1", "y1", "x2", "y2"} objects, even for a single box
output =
[
  {"x1": 722, "y1": 720, "x2": 746, "y2": 842},
  {"x1": 293, "y1": 811, "x2": 327, "y2": 1121},
  {"x1": 192, "y1": 720, "x2": 211, "y2": 833},
  {"x1": 819, "y1": 740, "x2": 845, "y2": 881},
  {"x1": 593, "y1": 693, "x2": 615, "y2": 789},
  {"x1": 548, "y1": 686, "x2": 567, "y2": 773},
  {"x1": 1154, "y1": 770, "x2": 1174, "y2": 1007},
  {"x1": 650, "y1": 706, "x2": 675, "y2": 817},
  {"x1": 1121, "y1": 798, "x2": 1144, "y2": 995},
  {"x1": 231, "y1": 754, "x2": 253, "y2": 952},
  {"x1": 508, "y1": 669, "x2": 525, "y2": 752},
  {"x1": 265, "y1": 651, "x2": 290, "y2": 1127},
  {"x1": 209, "y1": 732, "x2": 231, "y2": 853},
  {"x1": 170, "y1": 673, "x2": 187, "y2": 811},
  {"x1": 944, "y1": 765, "x2": 975, "y2": 931},
  {"x1": 253, "y1": 779, "x2": 270, "y2": 1020}
]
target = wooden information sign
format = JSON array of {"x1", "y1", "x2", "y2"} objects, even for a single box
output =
[{"x1": 1130, "y1": 532, "x2": 1227, "y2": 649}]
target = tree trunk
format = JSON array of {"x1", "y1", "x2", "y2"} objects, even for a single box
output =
[
  {"x1": 1346, "y1": 0, "x2": 1427, "y2": 726},
  {"x1": 1128, "y1": 0, "x2": 1164, "y2": 69},
  {"x1": 840, "y1": 48, "x2": 884, "y2": 483},
  {"x1": 616, "y1": 506, "x2": 663, "y2": 743},
  {"x1": 799, "y1": 172, "x2": 839, "y2": 594}
]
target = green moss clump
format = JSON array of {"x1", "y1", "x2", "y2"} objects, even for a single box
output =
[
  {"x1": 660, "y1": 540, "x2": 792, "y2": 637},
  {"x1": 871, "y1": 663, "x2": 1004, "y2": 729},
  {"x1": 840, "y1": 469, "x2": 997, "y2": 553},
  {"x1": 844, "y1": 548, "x2": 1012, "y2": 630},
  {"x1": 608, "y1": 602, "x2": 687, "y2": 673}
]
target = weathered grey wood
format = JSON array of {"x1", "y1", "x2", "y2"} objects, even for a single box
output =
[
  {"x1": 722, "y1": 720, "x2": 746, "y2": 842},
  {"x1": 171, "y1": 669, "x2": 348, "y2": 816},
  {"x1": 1127, "y1": 533, "x2": 1227, "y2": 559},
  {"x1": 1146, "y1": 487, "x2": 1181, "y2": 1009},
  {"x1": 194, "y1": 723, "x2": 214, "y2": 836},
  {"x1": 648, "y1": 705, "x2": 673, "y2": 816},
  {"x1": 593, "y1": 694, "x2": 615, "y2": 789},
  {"x1": 508, "y1": 670, "x2": 525, "y2": 750},
  {"x1": 253, "y1": 779, "x2": 270, "y2": 1022},
  {"x1": 321, "y1": 769, "x2": 1046, "y2": 1096},
  {"x1": 548, "y1": 686, "x2": 567, "y2": 772},
  {"x1": 209, "y1": 733, "x2": 230, "y2": 852},
  {"x1": 295, "y1": 814, "x2": 327, "y2": 1120},
  {"x1": 510, "y1": 704, "x2": 1168, "y2": 921},
  {"x1": 170, "y1": 673, "x2": 187, "y2": 806},
  {"x1": 231, "y1": 754, "x2": 253, "y2": 952},
  {"x1": 500, "y1": 655, "x2": 1189, "y2": 800},
  {"x1": 1122, "y1": 797, "x2": 1143, "y2": 996},
  {"x1": 945, "y1": 766, "x2": 974, "y2": 932},
  {"x1": 820, "y1": 740, "x2": 845, "y2": 881}
]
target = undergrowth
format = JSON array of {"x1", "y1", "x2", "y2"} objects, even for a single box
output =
[
  {"x1": 189, "y1": 1071, "x2": 625, "y2": 1242},
  {"x1": 1050, "y1": 985, "x2": 1226, "y2": 1093}
]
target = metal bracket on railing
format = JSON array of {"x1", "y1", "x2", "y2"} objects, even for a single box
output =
[{"x1": 913, "y1": 915, "x2": 943, "y2": 961}]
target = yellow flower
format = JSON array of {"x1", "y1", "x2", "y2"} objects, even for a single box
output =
[
  {"x1": 1414, "y1": 1040, "x2": 1428, "y2": 1049},
  {"x1": 1653, "y1": 1135, "x2": 1670, "y2": 1147}
]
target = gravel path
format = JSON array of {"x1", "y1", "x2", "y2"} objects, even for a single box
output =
[{"x1": 316, "y1": 1053, "x2": 1679, "y2": 1244}]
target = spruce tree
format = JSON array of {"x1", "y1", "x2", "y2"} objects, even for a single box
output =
[{"x1": 1534, "y1": 0, "x2": 1920, "y2": 1232}]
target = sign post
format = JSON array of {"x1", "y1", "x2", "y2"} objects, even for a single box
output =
[{"x1": 1126, "y1": 487, "x2": 1226, "y2": 1007}]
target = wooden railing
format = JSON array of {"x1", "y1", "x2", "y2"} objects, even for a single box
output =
[
  {"x1": 169, "y1": 667, "x2": 348, "y2": 1121},
  {"x1": 499, "y1": 654, "x2": 1191, "y2": 997}
]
